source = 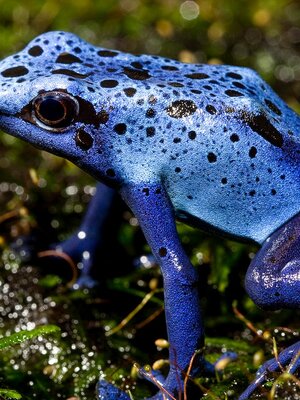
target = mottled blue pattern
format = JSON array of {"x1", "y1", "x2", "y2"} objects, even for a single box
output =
[{"x1": 0, "y1": 31, "x2": 299, "y2": 399}]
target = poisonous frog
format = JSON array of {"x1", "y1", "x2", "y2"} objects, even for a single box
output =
[{"x1": 0, "y1": 31, "x2": 299, "y2": 399}]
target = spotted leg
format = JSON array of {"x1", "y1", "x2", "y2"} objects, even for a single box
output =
[
  {"x1": 241, "y1": 212, "x2": 300, "y2": 399},
  {"x1": 54, "y1": 182, "x2": 115, "y2": 287},
  {"x1": 98, "y1": 181, "x2": 217, "y2": 399}
]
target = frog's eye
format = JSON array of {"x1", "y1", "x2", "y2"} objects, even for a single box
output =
[{"x1": 32, "y1": 91, "x2": 79, "y2": 130}]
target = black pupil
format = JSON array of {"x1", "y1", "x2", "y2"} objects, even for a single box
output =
[{"x1": 38, "y1": 97, "x2": 65, "y2": 122}]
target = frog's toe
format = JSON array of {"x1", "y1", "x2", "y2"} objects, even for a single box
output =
[
  {"x1": 97, "y1": 379, "x2": 131, "y2": 400},
  {"x1": 50, "y1": 238, "x2": 99, "y2": 288},
  {"x1": 239, "y1": 341, "x2": 300, "y2": 400},
  {"x1": 74, "y1": 272, "x2": 98, "y2": 288}
]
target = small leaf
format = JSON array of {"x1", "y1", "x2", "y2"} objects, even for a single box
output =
[
  {"x1": 0, "y1": 325, "x2": 61, "y2": 350},
  {"x1": 0, "y1": 388, "x2": 22, "y2": 399}
]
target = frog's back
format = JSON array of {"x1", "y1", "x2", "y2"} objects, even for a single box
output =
[{"x1": 0, "y1": 31, "x2": 299, "y2": 244}]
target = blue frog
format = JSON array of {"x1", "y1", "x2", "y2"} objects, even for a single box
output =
[{"x1": 0, "y1": 31, "x2": 299, "y2": 399}]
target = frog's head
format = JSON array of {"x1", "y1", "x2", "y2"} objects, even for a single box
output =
[{"x1": 0, "y1": 31, "x2": 131, "y2": 186}]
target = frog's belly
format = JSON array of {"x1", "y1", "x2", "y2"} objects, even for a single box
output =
[
  {"x1": 163, "y1": 157, "x2": 300, "y2": 245},
  {"x1": 169, "y1": 182, "x2": 299, "y2": 244}
]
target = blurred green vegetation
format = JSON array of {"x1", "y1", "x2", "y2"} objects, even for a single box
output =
[{"x1": 0, "y1": 1, "x2": 299, "y2": 399}]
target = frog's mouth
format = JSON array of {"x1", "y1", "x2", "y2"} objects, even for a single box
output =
[
  {"x1": 0, "y1": 113, "x2": 23, "y2": 133},
  {"x1": 0, "y1": 113, "x2": 44, "y2": 148},
  {"x1": 0, "y1": 112, "x2": 68, "y2": 153}
]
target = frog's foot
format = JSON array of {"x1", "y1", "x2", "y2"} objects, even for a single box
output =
[
  {"x1": 97, "y1": 379, "x2": 131, "y2": 400},
  {"x1": 52, "y1": 234, "x2": 99, "y2": 288},
  {"x1": 239, "y1": 341, "x2": 300, "y2": 400},
  {"x1": 97, "y1": 369, "x2": 181, "y2": 400}
]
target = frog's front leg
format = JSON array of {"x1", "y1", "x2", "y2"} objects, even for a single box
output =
[
  {"x1": 54, "y1": 182, "x2": 116, "y2": 287},
  {"x1": 241, "y1": 212, "x2": 300, "y2": 399},
  {"x1": 98, "y1": 181, "x2": 209, "y2": 399}
]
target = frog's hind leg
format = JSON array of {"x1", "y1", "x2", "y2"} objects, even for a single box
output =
[
  {"x1": 245, "y1": 212, "x2": 300, "y2": 310},
  {"x1": 241, "y1": 212, "x2": 300, "y2": 399},
  {"x1": 54, "y1": 182, "x2": 116, "y2": 287}
]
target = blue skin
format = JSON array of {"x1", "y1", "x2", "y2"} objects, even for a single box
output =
[{"x1": 0, "y1": 31, "x2": 299, "y2": 399}]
